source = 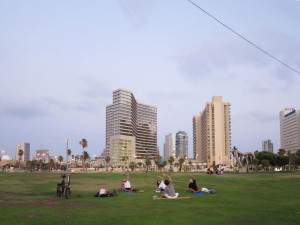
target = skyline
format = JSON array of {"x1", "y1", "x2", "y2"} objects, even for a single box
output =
[{"x1": 1, "y1": 0, "x2": 300, "y2": 158}]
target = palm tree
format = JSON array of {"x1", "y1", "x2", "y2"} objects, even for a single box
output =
[
  {"x1": 58, "y1": 156, "x2": 63, "y2": 169},
  {"x1": 154, "y1": 154, "x2": 162, "y2": 171},
  {"x1": 168, "y1": 156, "x2": 175, "y2": 171},
  {"x1": 79, "y1": 138, "x2": 88, "y2": 170},
  {"x1": 105, "y1": 156, "x2": 110, "y2": 172},
  {"x1": 145, "y1": 157, "x2": 151, "y2": 172},
  {"x1": 18, "y1": 149, "x2": 23, "y2": 169},
  {"x1": 82, "y1": 151, "x2": 90, "y2": 170},
  {"x1": 67, "y1": 149, "x2": 71, "y2": 170},
  {"x1": 188, "y1": 160, "x2": 192, "y2": 172},
  {"x1": 49, "y1": 158, "x2": 55, "y2": 170},
  {"x1": 179, "y1": 157, "x2": 185, "y2": 172}
]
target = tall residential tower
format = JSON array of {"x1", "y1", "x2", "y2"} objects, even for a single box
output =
[
  {"x1": 176, "y1": 131, "x2": 188, "y2": 158},
  {"x1": 15, "y1": 142, "x2": 30, "y2": 161},
  {"x1": 280, "y1": 108, "x2": 300, "y2": 154},
  {"x1": 193, "y1": 96, "x2": 231, "y2": 167},
  {"x1": 104, "y1": 89, "x2": 157, "y2": 166},
  {"x1": 164, "y1": 133, "x2": 176, "y2": 160}
]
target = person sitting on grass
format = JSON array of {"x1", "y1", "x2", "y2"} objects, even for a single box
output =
[
  {"x1": 159, "y1": 174, "x2": 179, "y2": 199},
  {"x1": 185, "y1": 175, "x2": 202, "y2": 193},
  {"x1": 155, "y1": 176, "x2": 166, "y2": 192},
  {"x1": 94, "y1": 188, "x2": 117, "y2": 197},
  {"x1": 121, "y1": 173, "x2": 136, "y2": 192}
]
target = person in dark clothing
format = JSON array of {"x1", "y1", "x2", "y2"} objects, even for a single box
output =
[{"x1": 185, "y1": 175, "x2": 202, "y2": 193}]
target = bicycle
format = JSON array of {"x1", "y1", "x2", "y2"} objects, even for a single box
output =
[{"x1": 57, "y1": 173, "x2": 73, "y2": 199}]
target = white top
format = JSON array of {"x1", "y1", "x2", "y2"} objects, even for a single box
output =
[
  {"x1": 158, "y1": 181, "x2": 166, "y2": 189},
  {"x1": 124, "y1": 180, "x2": 131, "y2": 188},
  {"x1": 99, "y1": 189, "x2": 106, "y2": 194}
]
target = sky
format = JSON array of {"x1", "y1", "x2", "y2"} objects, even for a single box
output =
[{"x1": 0, "y1": 0, "x2": 299, "y2": 159}]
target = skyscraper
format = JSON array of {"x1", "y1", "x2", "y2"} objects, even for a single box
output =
[
  {"x1": 164, "y1": 133, "x2": 176, "y2": 159},
  {"x1": 105, "y1": 89, "x2": 157, "y2": 166},
  {"x1": 280, "y1": 108, "x2": 300, "y2": 154},
  {"x1": 193, "y1": 96, "x2": 231, "y2": 167},
  {"x1": 176, "y1": 131, "x2": 188, "y2": 158},
  {"x1": 15, "y1": 142, "x2": 30, "y2": 161},
  {"x1": 262, "y1": 140, "x2": 273, "y2": 153}
]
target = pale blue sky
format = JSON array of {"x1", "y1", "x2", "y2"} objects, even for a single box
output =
[{"x1": 0, "y1": 0, "x2": 299, "y2": 159}]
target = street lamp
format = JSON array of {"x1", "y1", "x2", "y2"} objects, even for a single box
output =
[{"x1": 64, "y1": 139, "x2": 68, "y2": 171}]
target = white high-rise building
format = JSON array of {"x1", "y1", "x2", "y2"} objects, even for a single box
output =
[
  {"x1": 15, "y1": 142, "x2": 30, "y2": 161},
  {"x1": 164, "y1": 134, "x2": 176, "y2": 160},
  {"x1": 280, "y1": 108, "x2": 300, "y2": 154},
  {"x1": 193, "y1": 96, "x2": 231, "y2": 167},
  {"x1": 103, "y1": 89, "x2": 157, "y2": 166},
  {"x1": 262, "y1": 140, "x2": 273, "y2": 153}
]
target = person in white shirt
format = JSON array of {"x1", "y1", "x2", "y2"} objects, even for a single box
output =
[
  {"x1": 155, "y1": 176, "x2": 166, "y2": 192},
  {"x1": 121, "y1": 173, "x2": 136, "y2": 192}
]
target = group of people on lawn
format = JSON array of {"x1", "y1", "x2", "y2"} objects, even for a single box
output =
[{"x1": 120, "y1": 173, "x2": 212, "y2": 199}]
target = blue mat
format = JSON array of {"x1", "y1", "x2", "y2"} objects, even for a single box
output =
[
  {"x1": 192, "y1": 192, "x2": 205, "y2": 195},
  {"x1": 122, "y1": 189, "x2": 135, "y2": 193}
]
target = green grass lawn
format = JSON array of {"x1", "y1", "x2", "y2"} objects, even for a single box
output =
[{"x1": 0, "y1": 171, "x2": 299, "y2": 225}]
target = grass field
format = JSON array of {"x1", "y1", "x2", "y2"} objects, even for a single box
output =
[{"x1": 0, "y1": 171, "x2": 299, "y2": 225}]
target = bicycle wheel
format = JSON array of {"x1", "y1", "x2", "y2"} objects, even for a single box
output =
[
  {"x1": 65, "y1": 187, "x2": 71, "y2": 199},
  {"x1": 57, "y1": 185, "x2": 62, "y2": 197}
]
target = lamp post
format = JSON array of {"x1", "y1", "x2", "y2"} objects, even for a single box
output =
[{"x1": 64, "y1": 139, "x2": 68, "y2": 171}]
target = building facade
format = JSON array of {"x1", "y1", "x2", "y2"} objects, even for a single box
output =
[
  {"x1": 104, "y1": 89, "x2": 157, "y2": 166},
  {"x1": 176, "y1": 131, "x2": 188, "y2": 158},
  {"x1": 35, "y1": 149, "x2": 51, "y2": 163},
  {"x1": 280, "y1": 108, "x2": 300, "y2": 154},
  {"x1": 193, "y1": 96, "x2": 231, "y2": 167},
  {"x1": 15, "y1": 142, "x2": 30, "y2": 161},
  {"x1": 262, "y1": 140, "x2": 274, "y2": 153},
  {"x1": 164, "y1": 133, "x2": 176, "y2": 160}
]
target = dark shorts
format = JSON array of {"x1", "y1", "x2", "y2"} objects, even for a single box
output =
[
  {"x1": 161, "y1": 189, "x2": 164, "y2": 192},
  {"x1": 125, "y1": 188, "x2": 131, "y2": 191}
]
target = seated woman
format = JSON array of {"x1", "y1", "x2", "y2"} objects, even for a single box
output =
[
  {"x1": 94, "y1": 188, "x2": 117, "y2": 197},
  {"x1": 185, "y1": 175, "x2": 202, "y2": 193},
  {"x1": 121, "y1": 173, "x2": 136, "y2": 192},
  {"x1": 159, "y1": 174, "x2": 179, "y2": 199},
  {"x1": 155, "y1": 176, "x2": 166, "y2": 192}
]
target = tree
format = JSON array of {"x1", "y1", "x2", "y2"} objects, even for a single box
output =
[
  {"x1": 48, "y1": 158, "x2": 55, "y2": 170},
  {"x1": 145, "y1": 157, "x2": 151, "y2": 172},
  {"x1": 188, "y1": 160, "x2": 192, "y2": 172},
  {"x1": 18, "y1": 149, "x2": 24, "y2": 169},
  {"x1": 79, "y1": 138, "x2": 88, "y2": 170},
  {"x1": 168, "y1": 156, "x2": 175, "y2": 171},
  {"x1": 154, "y1": 154, "x2": 162, "y2": 171},
  {"x1": 105, "y1": 156, "x2": 110, "y2": 172},
  {"x1": 82, "y1": 151, "x2": 90, "y2": 170},
  {"x1": 179, "y1": 157, "x2": 185, "y2": 172},
  {"x1": 278, "y1": 149, "x2": 286, "y2": 156},
  {"x1": 253, "y1": 158, "x2": 259, "y2": 171},
  {"x1": 254, "y1": 150, "x2": 259, "y2": 157},
  {"x1": 129, "y1": 161, "x2": 135, "y2": 171},
  {"x1": 256, "y1": 151, "x2": 277, "y2": 167},
  {"x1": 138, "y1": 162, "x2": 143, "y2": 171},
  {"x1": 276, "y1": 155, "x2": 288, "y2": 170},
  {"x1": 261, "y1": 159, "x2": 270, "y2": 171},
  {"x1": 162, "y1": 160, "x2": 167, "y2": 171},
  {"x1": 58, "y1": 156, "x2": 63, "y2": 169},
  {"x1": 67, "y1": 149, "x2": 71, "y2": 170}
]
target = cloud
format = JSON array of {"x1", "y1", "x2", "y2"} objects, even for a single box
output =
[
  {"x1": 0, "y1": 101, "x2": 51, "y2": 119},
  {"x1": 118, "y1": 0, "x2": 156, "y2": 27},
  {"x1": 248, "y1": 111, "x2": 278, "y2": 123}
]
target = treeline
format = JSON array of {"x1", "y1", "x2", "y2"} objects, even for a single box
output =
[{"x1": 253, "y1": 149, "x2": 300, "y2": 171}]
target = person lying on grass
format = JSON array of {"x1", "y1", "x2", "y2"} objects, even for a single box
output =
[
  {"x1": 94, "y1": 188, "x2": 117, "y2": 197},
  {"x1": 159, "y1": 174, "x2": 179, "y2": 199},
  {"x1": 155, "y1": 176, "x2": 166, "y2": 192},
  {"x1": 185, "y1": 175, "x2": 202, "y2": 193},
  {"x1": 121, "y1": 173, "x2": 136, "y2": 192}
]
